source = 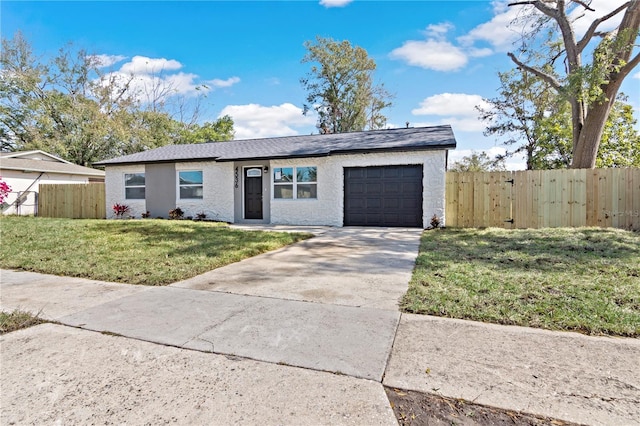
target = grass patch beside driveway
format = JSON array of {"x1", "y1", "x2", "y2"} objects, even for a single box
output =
[
  {"x1": 0, "y1": 217, "x2": 311, "y2": 285},
  {"x1": 0, "y1": 310, "x2": 45, "y2": 334},
  {"x1": 402, "y1": 227, "x2": 640, "y2": 337}
]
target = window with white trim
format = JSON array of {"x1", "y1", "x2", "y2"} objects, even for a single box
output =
[
  {"x1": 273, "y1": 166, "x2": 317, "y2": 199},
  {"x1": 179, "y1": 170, "x2": 203, "y2": 199},
  {"x1": 124, "y1": 173, "x2": 145, "y2": 199}
]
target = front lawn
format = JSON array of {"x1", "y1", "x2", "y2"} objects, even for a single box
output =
[
  {"x1": 402, "y1": 227, "x2": 640, "y2": 337},
  {"x1": 0, "y1": 217, "x2": 311, "y2": 285}
]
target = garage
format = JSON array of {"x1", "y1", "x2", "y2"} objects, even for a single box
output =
[{"x1": 344, "y1": 165, "x2": 423, "y2": 227}]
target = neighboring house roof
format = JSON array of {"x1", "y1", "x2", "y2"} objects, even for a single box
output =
[
  {"x1": 0, "y1": 157, "x2": 105, "y2": 177},
  {"x1": 94, "y1": 125, "x2": 457, "y2": 166},
  {"x1": 0, "y1": 150, "x2": 73, "y2": 164}
]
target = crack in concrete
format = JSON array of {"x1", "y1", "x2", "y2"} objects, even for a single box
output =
[{"x1": 180, "y1": 300, "x2": 261, "y2": 348}]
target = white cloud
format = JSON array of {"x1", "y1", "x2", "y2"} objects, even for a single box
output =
[
  {"x1": 89, "y1": 54, "x2": 126, "y2": 68},
  {"x1": 120, "y1": 56, "x2": 182, "y2": 75},
  {"x1": 459, "y1": 0, "x2": 630, "y2": 54},
  {"x1": 208, "y1": 77, "x2": 241, "y2": 88},
  {"x1": 568, "y1": 0, "x2": 628, "y2": 37},
  {"x1": 96, "y1": 55, "x2": 239, "y2": 104},
  {"x1": 319, "y1": 0, "x2": 352, "y2": 8},
  {"x1": 219, "y1": 103, "x2": 317, "y2": 140},
  {"x1": 468, "y1": 47, "x2": 493, "y2": 58},
  {"x1": 390, "y1": 39, "x2": 468, "y2": 71},
  {"x1": 411, "y1": 93, "x2": 489, "y2": 132},
  {"x1": 424, "y1": 22, "x2": 454, "y2": 39},
  {"x1": 457, "y1": 1, "x2": 536, "y2": 53},
  {"x1": 633, "y1": 71, "x2": 640, "y2": 79},
  {"x1": 412, "y1": 93, "x2": 489, "y2": 116}
]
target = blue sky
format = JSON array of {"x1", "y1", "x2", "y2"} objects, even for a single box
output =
[{"x1": 2, "y1": 0, "x2": 639, "y2": 169}]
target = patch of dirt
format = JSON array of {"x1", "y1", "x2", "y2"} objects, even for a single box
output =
[{"x1": 385, "y1": 387, "x2": 582, "y2": 426}]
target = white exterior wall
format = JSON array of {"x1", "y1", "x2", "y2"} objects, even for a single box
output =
[
  {"x1": 176, "y1": 161, "x2": 234, "y2": 222},
  {"x1": 105, "y1": 165, "x2": 146, "y2": 218},
  {"x1": 1, "y1": 171, "x2": 88, "y2": 215},
  {"x1": 269, "y1": 150, "x2": 447, "y2": 227}
]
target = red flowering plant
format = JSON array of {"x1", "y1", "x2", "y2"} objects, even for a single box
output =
[
  {"x1": 0, "y1": 178, "x2": 11, "y2": 205},
  {"x1": 112, "y1": 203, "x2": 131, "y2": 218}
]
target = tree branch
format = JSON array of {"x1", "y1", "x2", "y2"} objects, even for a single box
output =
[
  {"x1": 619, "y1": 51, "x2": 640, "y2": 78},
  {"x1": 509, "y1": 1, "x2": 558, "y2": 18},
  {"x1": 508, "y1": 52, "x2": 563, "y2": 90},
  {"x1": 577, "y1": 2, "x2": 631, "y2": 53},
  {"x1": 571, "y1": 0, "x2": 595, "y2": 12}
]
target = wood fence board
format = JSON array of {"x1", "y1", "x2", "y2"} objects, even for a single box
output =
[
  {"x1": 445, "y1": 168, "x2": 638, "y2": 231},
  {"x1": 38, "y1": 183, "x2": 105, "y2": 219},
  {"x1": 444, "y1": 173, "x2": 459, "y2": 227},
  {"x1": 472, "y1": 172, "x2": 484, "y2": 227}
]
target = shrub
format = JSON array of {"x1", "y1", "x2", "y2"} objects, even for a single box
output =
[
  {"x1": 112, "y1": 203, "x2": 130, "y2": 218},
  {"x1": 141, "y1": 211, "x2": 151, "y2": 218},
  {"x1": 0, "y1": 178, "x2": 11, "y2": 204},
  {"x1": 429, "y1": 214, "x2": 441, "y2": 229},
  {"x1": 196, "y1": 212, "x2": 207, "y2": 220},
  {"x1": 169, "y1": 207, "x2": 184, "y2": 220}
]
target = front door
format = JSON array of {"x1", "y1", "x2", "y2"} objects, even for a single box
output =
[{"x1": 244, "y1": 168, "x2": 263, "y2": 219}]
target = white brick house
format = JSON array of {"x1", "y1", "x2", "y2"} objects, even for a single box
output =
[{"x1": 95, "y1": 126, "x2": 456, "y2": 228}]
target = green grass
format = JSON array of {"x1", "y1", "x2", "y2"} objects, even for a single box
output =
[
  {"x1": 402, "y1": 227, "x2": 640, "y2": 337},
  {"x1": 0, "y1": 217, "x2": 312, "y2": 285},
  {"x1": 0, "y1": 310, "x2": 45, "y2": 334}
]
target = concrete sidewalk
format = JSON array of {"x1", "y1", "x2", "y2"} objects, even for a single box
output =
[
  {"x1": 384, "y1": 314, "x2": 640, "y2": 426},
  {"x1": 59, "y1": 286, "x2": 400, "y2": 381},
  {"x1": 1, "y1": 323, "x2": 397, "y2": 425}
]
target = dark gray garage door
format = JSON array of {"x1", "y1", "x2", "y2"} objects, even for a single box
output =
[{"x1": 344, "y1": 165, "x2": 423, "y2": 227}]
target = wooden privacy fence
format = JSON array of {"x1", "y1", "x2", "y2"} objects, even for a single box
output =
[
  {"x1": 445, "y1": 168, "x2": 640, "y2": 230},
  {"x1": 38, "y1": 183, "x2": 106, "y2": 219}
]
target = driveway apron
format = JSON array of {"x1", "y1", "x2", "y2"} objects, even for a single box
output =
[{"x1": 172, "y1": 227, "x2": 423, "y2": 311}]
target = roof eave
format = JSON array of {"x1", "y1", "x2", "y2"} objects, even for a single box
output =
[
  {"x1": 97, "y1": 144, "x2": 456, "y2": 166},
  {"x1": 0, "y1": 166, "x2": 105, "y2": 176}
]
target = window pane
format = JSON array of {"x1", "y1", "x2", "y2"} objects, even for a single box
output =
[
  {"x1": 274, "y1": 184, "x2": 293, "y2": 199},
  {"x1": 180, "y1": 186, "x2": 203, "y2": 199},
  {"x1": 274, "y1": 167, "x2": 293, "y2": 183},
  {"x1": 179, "y1": 171, "x2": 203, "y2": 185},
  {"x1": 297, "y1": 184, "x2": 317, "y2": 199},
  {"x1": 297, "y1": 167, "x2": 316, "y2": 183},
  {"x1": 125, "y1": 173, "x2": 145, "y2": 186},
  {"x1": 125, "y1": 187, "x2": 145, "y2": 199}
]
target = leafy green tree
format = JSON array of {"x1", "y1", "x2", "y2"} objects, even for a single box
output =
[
  {"x1": 449, "y1": 151, "x2": 506, "y2": 172},
  {"x1": 179, "y1": 115, "x2": 234, "y2": 144},
  {"x1": 479, "y1": 67, "x2": 640, "y2": 169},
  {"x1": 301, "y1": 36, "x2": 392, "y2": 134},
  {"x1": 478, "y1": 68, "x2": 559, "y2": 170},
  {"x1": 0, "y1": 32, "x2": 234, "y2": 165},
  {"x1": 506, "y1": 1, "x2": 640, "y2": 168}
]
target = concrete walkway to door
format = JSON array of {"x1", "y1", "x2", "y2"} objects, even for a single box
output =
[{"x1": 172, "y1": 226, "x2": 423, "y2": 311}]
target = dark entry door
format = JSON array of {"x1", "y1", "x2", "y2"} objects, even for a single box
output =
[
  {"x1": 344, "y1": 165, "x2": 423, "y2": 227},
  {"x1": 244, "y1": 168, "x2": 263, "y2": 219}
]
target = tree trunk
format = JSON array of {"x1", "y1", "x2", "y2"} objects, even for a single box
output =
[{"x1": 571, "y1": 96, "x2": 614, "y2": 168}]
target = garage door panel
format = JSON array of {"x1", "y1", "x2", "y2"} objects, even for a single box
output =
[{"x1": 344, "y1": 165, "x2": 423, "y2": 227}]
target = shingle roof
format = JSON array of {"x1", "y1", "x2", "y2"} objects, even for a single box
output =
[
  {"x1": 0, "y1": 157, "x2": 105, "y2": 176},
  {"x1": 94, "y1": 125, "x2": 456, "y2": 166}
]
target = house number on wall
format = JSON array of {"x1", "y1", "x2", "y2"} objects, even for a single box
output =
[{"x1": 234, "y1": 167, "x2": 239, "y2": 188}]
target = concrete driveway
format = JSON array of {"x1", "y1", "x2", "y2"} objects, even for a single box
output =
[{"x1": 172, "y1": 227, "x2": 423, "y2": 311}]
